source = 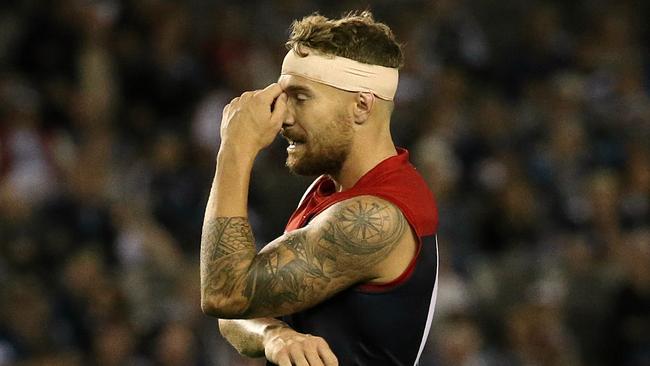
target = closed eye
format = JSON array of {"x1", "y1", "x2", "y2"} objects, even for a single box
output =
[{"x1": 283, "y1": 85, "x2": 313, "y2": 103}]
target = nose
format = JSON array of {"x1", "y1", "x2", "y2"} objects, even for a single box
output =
[{"x1": 282, "y1": 99, "x2": 296, "y2": 128}]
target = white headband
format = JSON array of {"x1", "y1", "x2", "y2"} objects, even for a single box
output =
[{"x1": 280, "y1": 48, "x2": 399, "y2": 101}]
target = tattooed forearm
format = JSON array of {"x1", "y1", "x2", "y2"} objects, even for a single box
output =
[
  {"x1": 203, "y1": 217, "x2": 255, "y2": 257},
  {"x1": 200, "y1": 217, "x2": 256, "y2": 313}
]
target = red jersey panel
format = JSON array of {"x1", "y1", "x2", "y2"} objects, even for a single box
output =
[{"x1": 285, "y1": 148, "x2": 438, "y2": 238}]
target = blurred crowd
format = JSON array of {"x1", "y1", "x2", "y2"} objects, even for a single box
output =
[{"x1": 0, "y1": 0, "x2": 648, "y2": 365}]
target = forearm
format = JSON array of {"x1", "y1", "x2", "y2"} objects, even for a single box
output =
[
  {"x1": 200, "y1": 146, "x2": 258, "y2": 317},
  {"x1": 218, "y1": 318, "x2": 288, "y2": 357},
  {"x1": 209, "y1": 146, "x2": 255, "y2": 217}
]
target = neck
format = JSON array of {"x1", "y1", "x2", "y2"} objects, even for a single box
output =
[{"x1": 330, "y1": 131, "x2": 397, "y2": 191}]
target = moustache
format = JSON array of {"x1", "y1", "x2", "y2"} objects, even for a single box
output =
[{"x1": 280, "y1": 129, "x2": 307, "y2": 143}]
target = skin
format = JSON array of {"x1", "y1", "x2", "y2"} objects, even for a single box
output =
[{"x1": 201, "y1": 77, "x2": 417, "y2": 365}]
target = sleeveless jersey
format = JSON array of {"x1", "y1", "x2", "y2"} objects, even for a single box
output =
[{"x1": 270, "y1": 148, "x2": 439, "y2": 366}]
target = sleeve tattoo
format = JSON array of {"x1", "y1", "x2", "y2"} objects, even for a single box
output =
[{"x1": 200, "y1": 198, "x2": 408, "y2": 318}]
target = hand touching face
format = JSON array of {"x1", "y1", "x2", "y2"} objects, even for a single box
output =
[{"x1": 220, "y1": 83, "x2": 288, "y2": 155}]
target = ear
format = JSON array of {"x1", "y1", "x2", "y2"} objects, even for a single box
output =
[{"x1": 352, "y1": 92, "x2": 375, "y2": 125}]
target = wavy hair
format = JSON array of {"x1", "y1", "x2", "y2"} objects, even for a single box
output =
[{"x1": 286, "y1": 11, "x2": 404, "y2": 68}]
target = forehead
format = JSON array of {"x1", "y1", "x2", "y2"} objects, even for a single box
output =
[
  {"x1": 278, "y1": 74, "x2": 317, "y2": 91},
  {"x1": 278, "y1": 74, "x2": 345, "y2": 97}
]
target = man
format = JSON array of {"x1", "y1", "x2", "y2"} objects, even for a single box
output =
[{"x1": 200, "y1": 11, "x2": 439, "y2": 366}]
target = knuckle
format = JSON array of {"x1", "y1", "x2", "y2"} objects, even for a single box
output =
[
  {"x1": 304, "y1": 339, "x2": 318, "y2": 348},
  {"x1": 252, "y1": 92, "x2": 264, "y2": 102},
  {"x1": 289, "y1": 345, "x2": 305, "y2": 355}
]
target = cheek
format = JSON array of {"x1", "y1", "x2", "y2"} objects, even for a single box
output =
[
  {"x1": 296, "y1": 110, "x2": 323, "y2": 137},
  {"x1": 298, "y1": 103, "x2": 350, "y2": 142},
  {"x1": 309, "y1": 123, "x2": 346, "y2": 152}
]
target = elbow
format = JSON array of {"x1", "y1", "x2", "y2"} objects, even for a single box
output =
[
  {"x1": 200, "y1": 297, "x2": 220, "y2": 317},
  {"x1": 201, "y1": 293, "x2": 249, "y2": 319}
]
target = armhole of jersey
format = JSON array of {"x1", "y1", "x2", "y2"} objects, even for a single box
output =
[{"x1": 413, "y1": 235, "x2": 439, "y2": 366}]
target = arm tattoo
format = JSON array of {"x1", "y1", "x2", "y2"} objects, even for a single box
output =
[
  {"x1": 201, "y1": 198, "x2": 408, "y2": 317},
  {"x1": 244, "y1": 231, "x2": 325, "y2": 312},
  {"x1": 243, "y1": 198, "x2": 407, "y2": 316},
  {"x1": 200, "y1": 217, "x2": 256, "y2": 301},
  {"x1": 324, "y1": 200, "x2": 406, "y2": 256}
]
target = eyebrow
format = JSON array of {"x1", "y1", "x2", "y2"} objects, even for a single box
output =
[{"x1": 283, "y1": 85, "x2": 313, "y2": 95}]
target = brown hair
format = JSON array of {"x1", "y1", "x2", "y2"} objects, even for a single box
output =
[{"x1": 286, "y1": 11, "x2": 404, "y2": 68}]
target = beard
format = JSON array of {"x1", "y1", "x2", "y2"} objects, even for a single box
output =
[{"x1": 285, "y1": 117, "x2": 353, "y2": 176}]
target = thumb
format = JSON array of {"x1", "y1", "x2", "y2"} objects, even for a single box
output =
[{"x1": 270, "y1": 93, "x2": 288, "y2": 126}]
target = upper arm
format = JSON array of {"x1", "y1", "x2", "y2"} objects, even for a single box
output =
[{"x1": 240, "y1": 196, "x2": 408, "y2": 318}]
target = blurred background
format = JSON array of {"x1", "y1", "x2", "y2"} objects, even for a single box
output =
[{"x1": 0, "y1": 0, "x2": 648, "y2": 365}]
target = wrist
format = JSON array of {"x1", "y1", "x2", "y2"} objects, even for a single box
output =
[
  {"x1": 219, "y1": 140, "x2": 259, "y2": 162},
  {"x1": 217, "y1": 145, "x2": 256, "y2": 173},
  {"x1": 262, "y1": 323, "x2": 291, "y2": 346}
]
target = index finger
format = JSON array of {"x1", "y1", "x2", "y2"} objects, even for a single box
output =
[{"x1": 256, "y1": 83, "x2": 284, "y2": 102}]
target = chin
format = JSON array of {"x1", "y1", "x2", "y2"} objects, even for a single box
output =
[
  {"x1": 286, "y1": 159, "x2": 318, "y2": 176},
  {"x1": 286, "y1": 155, "x2": 344, "y2": 177}
]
